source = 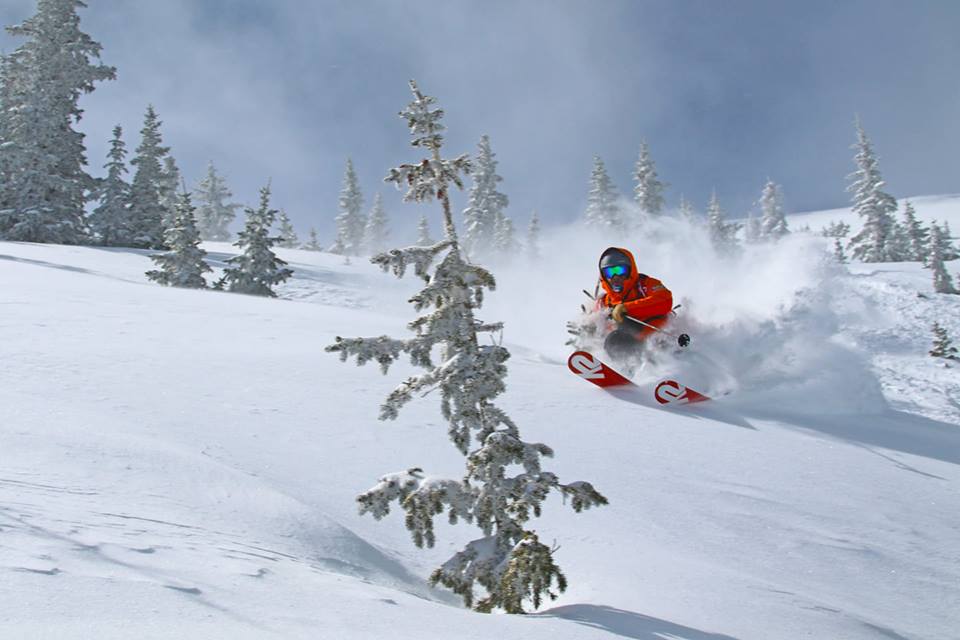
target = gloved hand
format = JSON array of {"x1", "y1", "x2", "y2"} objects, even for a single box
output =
[{"x1": 611, "y1": 303, "x2": 627, "y2": 323}]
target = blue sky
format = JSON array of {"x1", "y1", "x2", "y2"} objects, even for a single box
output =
[{"x1": 2, "y1": 0, "x2": 958, "y2": 242}]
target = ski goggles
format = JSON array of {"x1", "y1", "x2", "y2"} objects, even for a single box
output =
[{"x1": 602, "y1": 264, "x2": 630, "y2": 279}]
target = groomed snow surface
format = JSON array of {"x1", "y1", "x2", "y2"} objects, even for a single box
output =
[{"x1": 1, "y1": 197, "x2": 958, "y2": 639}]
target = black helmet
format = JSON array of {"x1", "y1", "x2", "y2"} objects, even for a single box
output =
[{"x1": 599, "y1": 248, "x2": 631, "y2": 270}]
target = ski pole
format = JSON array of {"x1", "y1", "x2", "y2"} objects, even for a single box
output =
[{"x1": 623, "y1": 314, "x2": 691, "y2": 347}]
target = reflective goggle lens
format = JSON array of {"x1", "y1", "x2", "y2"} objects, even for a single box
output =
[{"x1": 602, "y1": 264, "x2": 629, "y2": 279}]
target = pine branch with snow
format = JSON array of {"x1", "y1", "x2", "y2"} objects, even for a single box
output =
[
  {"x1": 218, "y1": 184, "x2": 293, "y2": 297},
  {"x1": 193, "y1": 162, "x2": 239, "y2": 242},
  {"x1": 146, "y1": 190, "x2": 210, "y2": 289},
  {"x1": 328, "y1": 81, "x2": 606, "y2": 614}
]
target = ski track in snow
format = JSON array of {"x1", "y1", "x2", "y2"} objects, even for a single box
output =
[{"x1": 1, "y1": 199, "x2": 959, "y2": 640}]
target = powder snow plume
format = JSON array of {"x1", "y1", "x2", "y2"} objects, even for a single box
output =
[{"x1": 480, "y1": 207, "x2": 885, "y2": 415}]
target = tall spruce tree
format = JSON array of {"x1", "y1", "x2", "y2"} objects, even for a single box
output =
[
  {"x1": 928, "y1": 222, "x2": 958, "y2": 294},
  {"x1": 584, "y1": 156, "x2": 622, "y2": 233},
  {"x1": 900, "y1": 201, "x2": 929, "y2": 263},
  {"x1": 193, "y1": 162, "x2": 239, "y2": 241},
  {"x1": 415, "y1": 213, "x2": 433, "y2": 246},
  {"x1": 327, "y1": 81, "x2": 606, "y2": 614},
  {"x1": 88, "y1": 125, "x2": 132, "y2": 246},
  {"x1": 363, "y1": 193, "x2": 390, "y2": 255},
  {"x1": 758, "y1": 179, "x2": 789, "y2": 240},
  {"x1": 462, "y1": 134, "x2": 509, "y2": 259},
  {"x1": 526, "y1": 210, "x2": 541, "y2": 260},
  {"x1": 219, "y1": 184, "x2": 292, "y2": 297},
  {"x1": 707, "y1": 191, "x2": 739, "y2": 254},
  {"x1": 128, "y1": 105, "x2": 170, "y2": 249},
  {"x1": 846, "y1": 117, "x2": 898, "y2": 262},
  {"x1": 332, "y1": 158, "x2": 365, "y2": 255},
  {"x1": 146, "y1": 190, "x2": 210, "y2": 289},
  {"x1": 633, "y1": 140, "x2": 666, "y2": 219},
  {"x1": 276, "y1": 209, "x2": 299, "y2": 248},
  {"x1": 0, "y1": 0, "x2": 115, "y2": 243}
]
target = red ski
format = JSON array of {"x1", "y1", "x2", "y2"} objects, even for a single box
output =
[{"x1": 567, "y1": 350, "x2": 711, "y2": 407}]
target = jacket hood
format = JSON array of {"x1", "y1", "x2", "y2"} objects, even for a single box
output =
[{"x1": 598, "y1": 246, "x2": 640, "y2": 301}]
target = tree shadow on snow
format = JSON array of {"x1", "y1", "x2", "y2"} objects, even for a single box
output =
[{"x1": 537, "y1": 604, "x2": 741, "y2": 640}]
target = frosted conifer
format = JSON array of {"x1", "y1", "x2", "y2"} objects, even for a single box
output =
[
  {"x1": 146, "y1": 190, "x2": 210, "y2": 289},
  {"x1": 302, "y1": 227, "x2": 322, "y2": 251},
  {"x1": 332, "y1": 158, "x2": 365, "y2": 255},
  {"x1": 758, "y1": 180, "x2": 788, "y2": 240},
  {"x1": 328, "y1": 81, "x2": 606, "y2": 614},
  {"x1": 633, "y1": 140, "x2": 666, "y2": 219},
  {"x1": 833, "y1": 237, "x2": 848, "y2": 264},
  {"x1": 678, "y1": 195, "x2": 698, "y2": 225},
  {"x1": 193, "y1": 162, "x2": 239, "y2": 241},
  {"x1": 492, "y1": 211, "x2": 517, "y2": 260},
  {"x1": 129, "y1": 105, "x2": 170, "y2": 249},
  {"x1": 363, "y1": 193, "x2": 390, "y2": 255},
  {"x1": 416, "y1": 213, "x2": 433, "y2": 246},
  {"x1": 462, "y1": 134, "x2": 509, "y2": 260},
  {"x1": 276, "y1": 209, "x2": 298, "y2": 248},
  {"x1": 899, "y1": 200, "x2": 929, "y2": 263},
  {"x1": 158, "y1": 155, "x2": 181, "y2": 235},
  {"x1": 0, "y1": 0, "x2": 114, "y2": 243},
  {"x1": 88, "y1": 125, "x2": 132, "y2": 246},
  {"x1": 526, "y1": 210, "x2": 541, "y2": 260},
  {"x1": 821, "y1": 220, "x2": 851, "y2": 238},
  {"x1": 928, "y1": 222, "x2": 958, "y2": 294},
  {"x1": 846, "y1": 118, "x2": 898, "y2": 262},
  {"x1": 219, "y1": 184, "x2": 293, "y2": 297},
  {"x1": 707, "y1": 191, "x2": 739, "y2": 254},
  {"x1": 941, "y1": 222, "x2": 959, "y2": 261},
  {"x1": 584, "y1": 156, "x2": 622, "y2": 233},
  {"x1": 930, "y1": 322, "x2": 958, "y2": 360}
]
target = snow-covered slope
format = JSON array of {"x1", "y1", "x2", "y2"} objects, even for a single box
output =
[
  {"x1": 1, "y1": 198, "x2": 958, "y2": 639},
  {"x1": 787, "y1": 193, "x2": 960, "y2": 235}
]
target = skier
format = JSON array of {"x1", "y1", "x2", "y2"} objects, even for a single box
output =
[{"x1": 595, "y1": 247, "x2": 675, "y2": 360}]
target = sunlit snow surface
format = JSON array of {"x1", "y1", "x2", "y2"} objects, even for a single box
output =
[{"x1": 1, "y1": 197, "x2": 958, "y2": 639}]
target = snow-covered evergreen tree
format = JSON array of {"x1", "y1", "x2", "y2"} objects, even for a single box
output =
[
  {"x1": 128, "y1": 105, "x2": 170, "y2": 249},
  {"x1": 415, "y1": 213, "x2": 433, "y2": 246},
  {"x1": 276, "y1": 209, "x2": 298, "y2": 248},
  {"x1": 900, "y1": 200, "x2": 929, "y2": 263},
  {"x1": 941, "y1": 222, "x2": 959, "y2": 261},
  {"x1": 302, "y1": 227, "x2": 322, "y2": 251},
  {"x1": 492, "y1": 211, "x2": 517, "y2": 259},
  {"x1": 332, "y1": 158, "x2": 365, "y2": 255},
  {"x1": 146, "y1": 190, "x2": 210, "y2": 289},
  {"x1": 88, "y1": 125, "x2": 132, "y2": 246},
  {"x1": 758, "y1": 179, "x2": 788, "y2": 240},
  {"x1": 218, "y1": 184, "x2": 293, "y2": 297},
  {"x1": 930, "y1": 322, "x2": 958, "y2": 360},
  {"x1": 363, "y1": 193, "x2": 390, "y2": 255},
  {"x1": 678, "y1": 194, "x2": 698, "y2": 226},
  {"x1": 846, "y1": 118, "x2": 898, "y2": 262},
  {"x1": 928, "y1": 222, "x2": 958, "y2": 294},
  {"x1": 158, "y1": 155, "x2": 181, "y2": 234},
  {"x1": 821, "y1": 220, "x2": 851, "y2": 238},
  {"x1": 462, "y1": 134, "x2": 509, "y2": 260},
  {"x1": 0, "y1": 0, "x2": 115, "y2": 243},
  {"x1": 633, "y1": 140, "x2": 666, "y2": 219},
  {"x1": 706, "y1": 191, "x2": 739, "y2": 254},
  {"x1": 584, "y1": 156, "x2": 622, "y2": 233},
  {"x1": 328, "y1": 81, "x2": 606, "y2": 614},
  {"x1": 833, "y1": 237, "x2": 848, "y2": 264},
  {"x1": 526, "y1": 210, "x2": 541, "y2": 260},
  {"x1": 193, "y1": 162, "x2": 239, "y2": 241}
]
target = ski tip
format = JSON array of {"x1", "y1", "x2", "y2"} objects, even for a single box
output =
[{"x1": 654, "y1": 379, "x2": 711, "y2": 405}]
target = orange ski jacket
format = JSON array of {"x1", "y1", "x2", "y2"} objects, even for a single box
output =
[{"x1": 595, "y1": 247, "x2": 673, "y2": 321}]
